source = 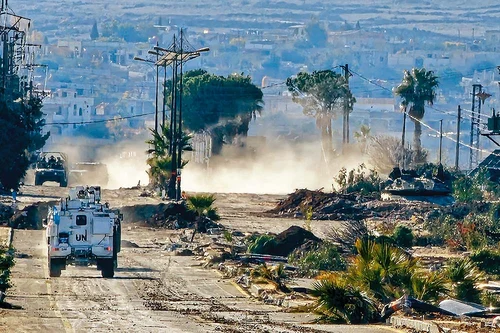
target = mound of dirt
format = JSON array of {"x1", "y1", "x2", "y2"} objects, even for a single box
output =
[
  {"x1": 120, "y1": 201, "x2": 223, "y2": 232},
  {"x1": 260, "y1": 225, "x2": 321, "y2": 257},
  {"x1": 10, "y1": 201, "x2": 58, "y2": 229},
  {"x1": 121, "y1": 240, "x2": 140, "y2": 248},
  {"x1": 120, "y1": 201, "x2": 196, "y2": 224},
  {"x1": 266, "y1": 188, "x2": 470, "y2": 222}
]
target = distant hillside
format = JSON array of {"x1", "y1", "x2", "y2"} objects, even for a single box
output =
[{"x1": 14, "y1": 0, "x2": 500, "y2": 37}]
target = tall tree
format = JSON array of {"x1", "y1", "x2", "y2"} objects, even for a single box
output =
[
  {"x1": 90, "y1": 21, "x2": 99, "y2": 40},
  {"x1": 394, "y1": 68, "x2": 439, "y2": 162},
  {"x1": 286, "y1": 70, "x2": 352, "y2": 161},
  {"x1": 0, "y1": 88, "x2": 49, "y2": 190},
  {"x1": 177, "y1": 70, "x2": 263, "y2": 154},
  {"x1": 305, "y1": 18, "x2": 328, "y2": 48}
]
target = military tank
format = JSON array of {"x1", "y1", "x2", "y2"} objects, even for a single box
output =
[{"x1": 382, "y1": 167, "x2": 451, "y2": 198}]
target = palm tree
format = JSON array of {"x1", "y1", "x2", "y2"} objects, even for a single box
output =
[
  {"x1": 286, "y1": 70, "x2": 352, "y2": 162},
  {"x1": 354, "y1": 125, "x2": 371, "y2": 153},
  {"x1": 346, "y1": 238, "x2": 420, "y2": 302},
  {"x1": 394, "y1": 68, "x2": 439, "y2": 163},
  {"x1": 145, "y1": 124, "x2": 193, "y2": 189}
]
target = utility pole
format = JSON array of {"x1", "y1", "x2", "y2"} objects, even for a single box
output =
[
  {"x1": 342, "y1": 63, "x2": 350, "y2": 147},
  {"x1": 162, "y1": 60, "x2": 167, "y2": 128},
  {"x1": 401, "y1": 106, "x2": 407, "y2": 169},
  {"x1": 154, "y1": 42, "x2": 159, "y2": 132},
  {"x1": 438, "y1": 119, "x2": 443, "y2": 165},
  {"x1": 455, "y1": 105, "x2": 461, "y2": 170},
  {"x1": 151, "y1": 32, "x2": 208, "y2": 200},
  {"x1": 176, "y1": 29, "x2": 185, "y2": 201},
  {"x1": 469, "y1": 84, "x2": 481, "y2": 169},
  {"x1": 168, "y1": 35, "x2": 178, "y2": 199}
]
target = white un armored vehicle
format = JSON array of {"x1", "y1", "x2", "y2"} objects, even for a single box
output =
[{"x1": 44, "y1": 186, "x2": 122, "y2": 278}]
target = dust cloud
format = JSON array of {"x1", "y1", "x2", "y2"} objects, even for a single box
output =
[
  {"x1": 43, "y1": 136, "x2": 368, "y2": 193},
  {"x1": 44, "y1": 138, "x2": 150, "y2": 189},
  {"x1": 98, "y1": 142, "x2": 150, "y2": 189},
  {"x1": 182, "y1": 139, "x2": 368, "y2": 194}
]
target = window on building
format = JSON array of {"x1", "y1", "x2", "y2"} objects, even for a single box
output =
[
  {"x1": 76, "y1": 89, "x2": 84, "y2": 96},
  {"x1": 130, "y1": 106, "x2": 134, "y2": 114},
  {"x1": 79, "y1": 108, "x2": 83, "y2": 116},
  {"x1": 62, "y1": 92, "x2": 67, "y2": 97},
  {"x1": 74, "y1": 104, "x2": 77, "y2": 110},
  {"x1": 57, "y1": 106, "x2": 62, "y2": 115}
]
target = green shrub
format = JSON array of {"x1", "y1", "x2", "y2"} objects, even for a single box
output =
[
  {"x1": 444, "y1": 257, "x2": 483, "y2": 303},
  {"x1": 0, "y1": 246, "x2": 14, "y2": 293},
  {"x1": 470, "y1": 249, "x2": 500, "y2": 276},
  {"x1": 481, "y1": 291, "x2": 500, "y2": 307},
  {"x1": 453, "y1": 174, "x2": 484, "y2": 203},
  {"x1": 206, "y1": 207, "x2": 220, "y2": 221},
  {"x1": 247, "y1": 234, "x2": 276, "y2": 254},
  {"x1": 288, "y1": 242, "x2": 346, "y2": 277},
  {"x1": 333, "y1": 164, "x2": 381, "y2": 195},
  {"x1": 392, "y1": 225, "x2": 414, "y2": 248}
]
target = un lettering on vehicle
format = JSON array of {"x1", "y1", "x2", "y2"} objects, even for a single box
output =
[{"x1": 75, "y1": 230, "x2": 88, "y2": 242}]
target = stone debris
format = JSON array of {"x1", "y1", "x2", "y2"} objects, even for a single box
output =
[{"x1": 267, "y1": 188, "x2": 489, "y2": 223}]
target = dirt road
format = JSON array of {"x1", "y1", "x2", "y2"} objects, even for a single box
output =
[{"x1": 0, "y1": 185, "x2": 400, "y2": 332}]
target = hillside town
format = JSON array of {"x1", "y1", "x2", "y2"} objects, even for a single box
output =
[{"x1": 17, "y1": 0, "x2": 500, "y2": 171}]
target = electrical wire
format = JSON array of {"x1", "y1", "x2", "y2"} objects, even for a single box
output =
[
  {"x1": 45, "y1": 111, "x2": 156, "y2": 125},
  {"x1": 348, "y1": 68, "x2": 500, "y2": 158},
  {"x1": 44, "y1": 65, "x2": 500, "y2": 161}
]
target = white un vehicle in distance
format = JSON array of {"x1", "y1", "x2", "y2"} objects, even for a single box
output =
[{"x1": 44, "y1": 186, "x2": 122, "y2": 278}]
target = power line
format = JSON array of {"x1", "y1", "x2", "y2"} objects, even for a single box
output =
[
  {"x1": 44, "y1": 65, "x2": 500, "y2": 162},
  {"x1": 348, "y1": 68, "x2": 500, "y2": 160},
  {"x1": 45, "y1": 111, "x2": 156, "y2": 125}
]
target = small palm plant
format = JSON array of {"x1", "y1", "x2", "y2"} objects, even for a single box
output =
[
  {"x1": 251, "y1": 263, "x2": 289, "y2": 292},
  {"x1": 187, "y1": 194, "x2": 219, "y2": 240},
  {"x1": 0, "y1": 246, "x2": 14, "y2": 293},
  {"x1": 411, "y1": 271, "x2": 449, "y2": 303},
  {"x1": 444, "y1": 257, "x2": 484, "y2": 303},
  {"x1": 346, "y1": 238, "x2": 420, "y2": 302},
  {"x1": 187, "y1": 194, "x2": 218, "y2": 220},
  {"x1": 311, "y1": 274, "x2": 378, "y2": 324}
]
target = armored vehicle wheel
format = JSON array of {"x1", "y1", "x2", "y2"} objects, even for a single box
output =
[
  {"x1": 59, "y1": 178, "x2": 67, "y2": 187},
  {"x1": 49, "y1": 259, "x2": 62, "y2": 277},
  {"x1": 101, "y1": 259, "x2": 114, "y2": 278},
  {"x1": 35, "y1": 176, "x2": 43, "y2": 186}
]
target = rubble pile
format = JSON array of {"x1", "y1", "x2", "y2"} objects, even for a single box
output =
[
  {"x1": 258, "y1": 226, "x2": 321, "y2": 257},
  {"x1": 267, "y1": 189, "x2": 364, "y2": 217},
  {"x1": 121, "y1": 202, "x2": 222, "y2": 232},
  {"x1": 267, "y1": 189, "x2": 486, "y2": 222},
  {"x1": 9, "y1": 201, "x2": 57, "y2": 229}
]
